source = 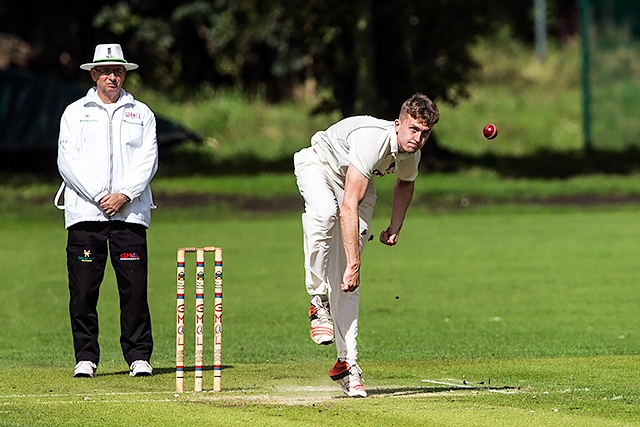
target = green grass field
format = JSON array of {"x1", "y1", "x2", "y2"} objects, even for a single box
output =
[
  {"x1": 3, "y1": 31, "x2": 640, "y2": 427},
  {"x1": 2, "y1": 179, "x2": 640, "y2": 426}
]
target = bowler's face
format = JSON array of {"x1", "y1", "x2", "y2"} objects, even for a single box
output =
[{"x1": 395, "y1": 114, "x2": 432, "y2": 153}]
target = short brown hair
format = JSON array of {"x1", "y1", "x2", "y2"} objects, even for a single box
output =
[{"x1": 400, "y1": 93, "x2": 439, "y2": 126}]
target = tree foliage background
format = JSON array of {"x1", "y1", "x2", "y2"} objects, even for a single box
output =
[{"x1": 0, "y1": 0, "x2": 578, "y2": 118}]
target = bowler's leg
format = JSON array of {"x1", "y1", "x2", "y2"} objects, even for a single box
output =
[
  {"x1": 295, "y1": 150, "x2": 340, "y2": 344},
  {"x1": 331, "y1": 188, "x2": 374, "y2": 363},
  {"x1": 294, "y1": 152, "x2": 340, "y2": 296}
]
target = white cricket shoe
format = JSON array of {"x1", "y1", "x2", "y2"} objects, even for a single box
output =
[
  {"x1": 328, "y1": 360, "x2": 367, "y2": 398},
  {"x1": 309, "y1": 295, "x2": 334, "y2": 345},
  {"x1": 129, "y1": 360, "x2": 153, "y2": 377},
  {"x1": 74, "y1": 361, "x2": 97, "y2": 378}
]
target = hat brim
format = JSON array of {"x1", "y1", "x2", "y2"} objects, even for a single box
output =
[{"x1": 80, "y1": 61, "x2": 139, "y2": 71}]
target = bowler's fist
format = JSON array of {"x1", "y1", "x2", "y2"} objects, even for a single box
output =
[{"x1": 379, "y1": 230, "x2": 398, "y2": 246}]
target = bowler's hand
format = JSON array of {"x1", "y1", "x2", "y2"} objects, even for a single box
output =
[
  {"x1": 379, "y1": 229, "x2": 399, "y2": 246},
  {"x1": 99, "y1": 193, "x2": 128, "y2": 217},
  {"x1": 341, "y1": 265, "x2": 360, "y2": 292}
]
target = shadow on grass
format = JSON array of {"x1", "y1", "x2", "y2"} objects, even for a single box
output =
[
  {"x1": 101, "y1": 365, "x2": 234, "y2": 377},
  {"x1": 156, "y1": 143, "x2": 640, "y2": 179},
  {"x1": 366, "y1": 384, "x2": 518, "y2": 397},
  {"x1": 140, "y1": 144, "x2": 640, "y2": 179},
  {"x1": 4, "y1": 144, "x2": 640, "y2": 181},
  {"x1": 420, "y1": 144, "x2": 640, "y2": 179}
]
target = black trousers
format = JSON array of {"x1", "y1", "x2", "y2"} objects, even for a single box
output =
[{"x1": 66, "y1": 221, "x2": 153, "y2": 365}]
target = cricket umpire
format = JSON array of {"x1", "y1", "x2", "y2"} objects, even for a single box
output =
[{"x1": 56, "y1": 43, "x2": 158, "y2": 378}]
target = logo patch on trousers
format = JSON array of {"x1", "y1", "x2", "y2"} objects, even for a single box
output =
[
  {"x1": 120, "y1": 252, "x2": 140, "y2": 261},
  {"x1": 78, "y1": 250, "x2": 94, "y2": 262}
]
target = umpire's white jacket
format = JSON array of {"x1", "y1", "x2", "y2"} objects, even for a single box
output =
[{"x1": 57, "y1": 87, "x2": 158, "y2": 229}]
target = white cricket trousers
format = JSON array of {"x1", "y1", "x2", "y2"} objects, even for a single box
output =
[{"x1": 293, "y1": 147, "x2": 376, "y2": 363}]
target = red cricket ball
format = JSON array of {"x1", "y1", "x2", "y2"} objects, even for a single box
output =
[{"x1": 483, "y1": 123, "x2": 498, "y2": 140}]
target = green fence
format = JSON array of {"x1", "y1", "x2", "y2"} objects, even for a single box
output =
[{"x1": 581, "y1": 0, "x2": 640, "y2": 150}]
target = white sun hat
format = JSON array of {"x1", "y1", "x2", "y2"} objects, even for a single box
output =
[{"x1": 80, "y1": 43, "x2": 139, "y2": 71}]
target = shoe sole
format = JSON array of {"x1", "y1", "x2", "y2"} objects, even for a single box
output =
[
  {"x1": 347, "y1": 384, "x2": 367, "y2": 398},
  {"x1": 311, "y1": 325, "x2": 335, "y2": 345},
  {"x1": 309, "y1": 301, "x2": 334, "y2": 345},
  {"x1": 74, "y1": 373, "x2": 94, "y2": 378},
  {"x1": 337, "y1": 380, "x2": 367, "y2": 397}
]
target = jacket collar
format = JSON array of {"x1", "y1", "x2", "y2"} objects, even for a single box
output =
[{"x1": 84, "y1": 87, "x2": 134, "y2": 108}]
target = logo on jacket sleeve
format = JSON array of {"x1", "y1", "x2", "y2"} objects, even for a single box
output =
[{"x1": 120, "y1": 252, "x2": 141, "y2": 261}]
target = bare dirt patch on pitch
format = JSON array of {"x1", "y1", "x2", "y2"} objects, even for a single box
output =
[{"x1": 0, "y1": 381, "x2": 523, "y2": 407}]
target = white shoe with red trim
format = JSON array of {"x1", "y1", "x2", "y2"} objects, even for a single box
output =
[
  {"x1": 309, "y1": 295, "x2": 334, "y2": 345},
  {"x1": 328, "y1": 360, "x2": 367, "y2": 398}
]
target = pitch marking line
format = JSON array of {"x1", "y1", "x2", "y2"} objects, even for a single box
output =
[
  {"x1": 0, "y1": 391, "x2": 335, "y2": 407},
  {"x1": 2, "y1": 398, "x2": 173, "y2": 406},
  {"x1": 0, "y1": 391, "x2": 168, "y2": 400}
]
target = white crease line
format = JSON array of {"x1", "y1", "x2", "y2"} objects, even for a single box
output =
[
  {"x1": 0, "y1": 391, "x2": 170, "y2": 399},
  {"x1": 2, "y1": 398, "x2": 174, "y2": 405},
  {"x1": 1, "y1": 393, "x2": 334, "y2": 407}
]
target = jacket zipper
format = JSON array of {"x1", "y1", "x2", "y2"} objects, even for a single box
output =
[{"x1": 108, "y1": 112, "x2": 113, "y2": 194}]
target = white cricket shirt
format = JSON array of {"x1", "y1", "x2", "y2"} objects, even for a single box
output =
[{"x1": 310, "y1": 115, "x2": 420, "y2": 183}]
